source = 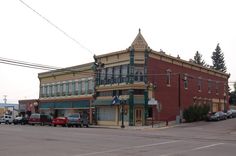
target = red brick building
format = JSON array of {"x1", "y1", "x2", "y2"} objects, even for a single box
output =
[
  {"x1": 94, "y1": 30, "x2": 229, "y2": 126},
  {"x1": 148, "y1": 51, "x2": 229, "y2": 122}
]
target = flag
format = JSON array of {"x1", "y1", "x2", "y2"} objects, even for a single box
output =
[{"x1": 112, "y1": 96, "x2": 120, "y2": 105}]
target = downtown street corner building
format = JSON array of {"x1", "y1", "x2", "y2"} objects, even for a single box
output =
[
  {"x1": 38, "y1": 63, "x2": 95, "y2": 124},
  {"x1": 93, "y1": 30, "x2": 229, "y2": 126},
  {"x1": 37, "y1": 30, "x2": 230, "y2": 126}
]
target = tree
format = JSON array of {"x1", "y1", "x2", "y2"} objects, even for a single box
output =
[
  {"x1": 193, "y1": 51, "x2": 205, "y2": 66},
  {"x1": 234, "y1": 82, "x2": 236, "y2": 92},
  {"x1": 211, "y1": 43, "x2": 227, "y2": 72}
]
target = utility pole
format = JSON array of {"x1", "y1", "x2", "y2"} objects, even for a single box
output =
[{"x1": 3, "y1": 95, "x2": 7, "y2": 104}]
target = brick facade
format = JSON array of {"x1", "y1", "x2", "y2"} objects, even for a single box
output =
[{"x1": 148, "y1": 55, "x2": 229, "y2": 121}]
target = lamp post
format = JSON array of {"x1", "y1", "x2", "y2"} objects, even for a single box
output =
[{"x1": 120, "y1": 99, "x2": 126, "y2": 128}]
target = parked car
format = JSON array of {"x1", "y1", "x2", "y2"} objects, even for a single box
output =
[
  {"x1": 28, "y1": 114, "x2": 52, "y2": 126},
  {"x1": 0, "y1": 115, "x2": 13, "y2": 124},
  {"x1": 207, "y1": 111, "x2": 227, "y2": 121},
  {"x1": 67, "y1": 114, "x2": 82, "y2": 127},
  {"x1": 52, "y1": 117, "x2": 68, "y2": 127},
  {"x1": 13, "y1": 116, "x2": 28, "y2": 125},
  {"x1": 226, "y1": 109, "x2": 236, "y2": 118}
]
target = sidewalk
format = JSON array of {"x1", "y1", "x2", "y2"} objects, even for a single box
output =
[{"x1": 89, "y1": 121, "x2": 178, "y2": 130}]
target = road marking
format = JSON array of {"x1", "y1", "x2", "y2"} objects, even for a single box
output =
[
  {"x1": 74, "y1": 140, "x2": 180, "y2": 156},
  {"x1": 191, "y1": 143, "x2": 225, "y2": 151},
  {"x1": 160, "y1": 143, "x2": 225, "y2": 156}
]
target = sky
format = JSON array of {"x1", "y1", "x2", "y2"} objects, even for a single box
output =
[{"x1": 0, "y1": 0, "x2": 236, "y2": 103}]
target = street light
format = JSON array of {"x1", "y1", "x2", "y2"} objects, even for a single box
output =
[{"x1": 120, "y1": 99, "x2": 126, "y2": 128}]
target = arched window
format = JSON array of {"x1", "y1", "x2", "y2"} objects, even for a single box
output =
[{"x1": 166, "y1": 69, "x2": 171, "y2": 86}]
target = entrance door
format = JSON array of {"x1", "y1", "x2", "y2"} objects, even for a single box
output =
[{"x1": 135, "y1": 108, "x2": 143, "y2": 126}]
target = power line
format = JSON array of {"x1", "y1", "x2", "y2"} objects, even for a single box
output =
[
  {"x1": 1, "y1": 56, "x2": 236, "y2": 85},
  {"x1": 0, "y1": 57, "x2": 59, "y2": 70},
  {"x1": 18, "y1": 0, "x2": 94, "y2": 56}
]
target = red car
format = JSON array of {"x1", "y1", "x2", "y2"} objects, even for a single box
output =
[
  {"x1": 28, "y1": 113, "x2": 52, "y2": 126},
  {"x1": 52, "y1": 117, "x2": 68, "y2": 127}
]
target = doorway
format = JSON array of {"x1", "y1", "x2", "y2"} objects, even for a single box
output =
[{"x1": 135, "y1": 108, "x2": 143, "y2": 126}]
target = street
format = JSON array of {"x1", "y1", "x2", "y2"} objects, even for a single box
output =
[{"x1": 0, "y1": 119, "x2": 236, "y2": 156}]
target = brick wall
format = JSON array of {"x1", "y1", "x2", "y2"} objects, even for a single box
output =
[{"x1": 148, "y1": 57, "x2": 228, "y2": 121}]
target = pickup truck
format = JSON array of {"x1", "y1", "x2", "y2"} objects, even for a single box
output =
[{"x1": 0, "y1": 115, "x2": 13, "y2": 124}]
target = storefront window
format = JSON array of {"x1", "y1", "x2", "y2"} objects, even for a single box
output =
[{"x1": 97, "y1": 107, "x2": 115, "y2": 121}]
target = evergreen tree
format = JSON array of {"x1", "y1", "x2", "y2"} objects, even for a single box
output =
[
  {"x1": 234, "y1": 82, "x2": 236, "y2": 92},
  {"x1": 211, "y1": 43, "x2": 227, "y2": 72},
  {"x1": 193, "y1": 51, "x2": 205, "y2": 66}
]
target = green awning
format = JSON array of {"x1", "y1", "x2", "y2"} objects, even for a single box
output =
[{"x1": 39, "y1": 100, "x2": 90, "y2": 109}]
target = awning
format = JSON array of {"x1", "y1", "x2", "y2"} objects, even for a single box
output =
[
  {"x1": 39, "y1": 100, "x2": 91, "y2": 109},
  {"x1": 94, "y1": 96, "x2": 144, "y2": 106}
]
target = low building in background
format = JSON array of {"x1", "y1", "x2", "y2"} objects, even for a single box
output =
[
  {"x1": 0, "y1": 103, "x2": 19, "y2": 118},
  {"x1": 18, "y1": 99, "x2": 39, "y2": 117}
]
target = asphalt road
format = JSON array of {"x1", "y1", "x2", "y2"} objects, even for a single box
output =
[{"x1": 0, "y1": 118, "x2": 236, "y2": 156}]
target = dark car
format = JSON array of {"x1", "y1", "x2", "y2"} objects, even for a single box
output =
[
  {"x1": 28, "y1": 114, "x2": 52, "y2": 126},
  {"x1": 52, "y1": 117, "x2": 68, "y2": 127},
  {"x1": 207, "y1": 111, "x2": 227, "y2": 121},
  {"x1": 226, "y1": 109, "x2": 236, "y2": 118},
  {"x1": 67, "y1": 114, "x2": 82, "y2": 127},
  {"x1": 13, "y1": 116, "x2": 28, "y2": 125}
]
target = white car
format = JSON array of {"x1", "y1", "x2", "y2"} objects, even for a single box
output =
[{"x1": 0, "y1": 115, "x2": 13, "y2": 124}]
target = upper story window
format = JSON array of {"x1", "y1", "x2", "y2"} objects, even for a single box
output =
[
  {"x1": 134, "y1": 66, "x2": 144, "y2": 82},
  {"x1": 114, "y1": 66, "x2": 120, "y2": 83},
  {"x1": 68, "y1": 81, "x2": 72, "y2": 95},
  {"x1": 57, "y1": 83, "x2": 61, "y2": 95},
  {"x1": 81, "y1": 80, "x2": 85, "y2": 94},
  {"x1": 62, "y1": 82, "x2": 66, "y2": 93},
  {"x1": 121, "y1": 65, "x2": 128, "y2": 83},
  {"x1": 197, "y1": 77, "x2": 202, "y2": 92},
  {"x1": 224, "y1": 83, "x2": 227, "y2": 96},
  {"x1": 47, "y1": 85, "x2": 51, "y2": 96},
  {"x1": 106, "y1": 67, "x2": 113, "y2": 84},
  {"x1": 52, "y1": 84, "x2": 55, "y2": 96},
  {"x1": 215, "y1": 81, "x2": 219, "y2": 95},
  {"x1": 75, "y1": 81, "x2": 79, "y2": 92},
  {"x1": 166, "y1": 69, "x2": 171, "y2": 86},
  {"x1": 208, "y1": 80, "x2": 212, "y2": 93},
  {"x1": 183, "y1": 74, "x2": 188, "y2": 89},
  {"x1": 42, "y1": 85, "x2": 46, "y2": 96},
  {"x1": 88, "y1": 79, "x2": 93, "y2": 94},
  {"x1": 100, "y1": 69, "x2": 106, "y2": 85}
]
